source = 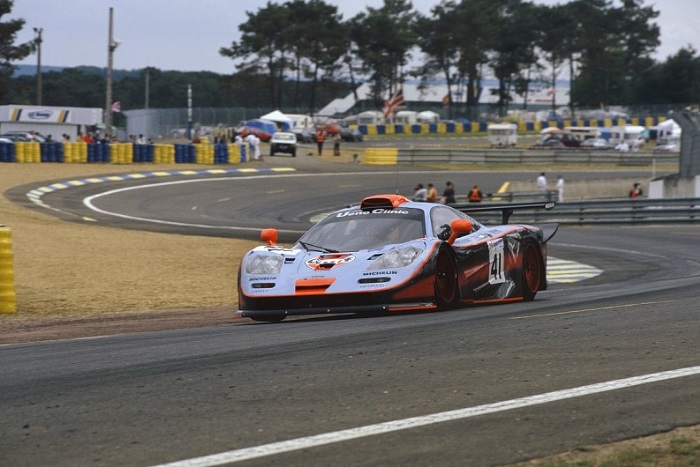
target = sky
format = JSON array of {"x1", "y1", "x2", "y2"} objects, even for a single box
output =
[{"x1": 8, "y1": 0, "x2": 699, "y2": 75}]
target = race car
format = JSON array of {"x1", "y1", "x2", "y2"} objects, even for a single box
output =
[{"x1": 236, "y1": 194, "x2": 558, "y2": 322}]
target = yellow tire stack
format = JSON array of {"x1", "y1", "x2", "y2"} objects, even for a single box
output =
[{"x1": 0, "y1": 226, "x2": 16, "y2": 313}]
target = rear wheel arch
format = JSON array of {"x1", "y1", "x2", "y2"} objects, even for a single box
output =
[{"x1": 521, "y1": 239, "x2": 544, "y2": 301}]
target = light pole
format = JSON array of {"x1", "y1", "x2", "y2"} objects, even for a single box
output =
[
  {"x1": 104, "y1": 7, "x2": 119, "y2": 137},
  {"x1": 33, "y1": 27, "x2": 42, "y2": 106}
]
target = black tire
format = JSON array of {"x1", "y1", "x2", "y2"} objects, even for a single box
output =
[
  {"x1": 521, "y1": 240, "x2": 543, "y2": 301},
  {"x1": 434, "y1": 246, "x2": 458, "y2": 309},
  {"x1": 250, "y1": 313, "x2": 286, "y2": 323}
]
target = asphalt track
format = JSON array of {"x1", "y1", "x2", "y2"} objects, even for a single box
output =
[{"x1": 1, "y1": 156, "x2": 698, "y2": 466}]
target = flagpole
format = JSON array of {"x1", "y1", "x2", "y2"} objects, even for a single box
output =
[{"x1": 105, "y1": 7, "x2": 116, "y2": 137}]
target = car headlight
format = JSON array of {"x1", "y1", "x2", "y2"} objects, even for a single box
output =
[
  {"x1": 245, "y1": 253, "x2": 284, "y2": 275},
  {"x1": 368, "y1": 245, "x2": 424, "y2": 270}
]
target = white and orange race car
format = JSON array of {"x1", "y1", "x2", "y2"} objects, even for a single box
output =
[{"x1": 236, "y1": 194, "x2": 557, "y2": 322}]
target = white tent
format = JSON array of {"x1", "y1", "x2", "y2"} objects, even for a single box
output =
[
  {"x1": 259, "y1": 110, "x2": 292, "y2": 129},
  {"x1": 417, "y1": 110, "x2": 440, "y2": 123}
]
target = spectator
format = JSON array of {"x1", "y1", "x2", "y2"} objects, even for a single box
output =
[
  {"x1": 333, "y1": 132, "x2": 341, "y2": 156},
  {"x1": 556, "y1": 175, "x2": 565, "y2": 203},
  {"x1": 537, "y1": 172, "x2": 547, "y2": 191},
  {"x1": 426, "y1": 183, "x2": 438, "y2": 203},
  {"x1": 615, "y1": 141, "x2": 629, "y2": 152},
  {"x1": 441, "y1": 181, "x2": 456, "y2": 204},
  {"x1": 629, "y1": 182, "x2": 643, "y2": 199},
  {"x1": 468, "y1": 184, "x2": 483, "y2": 202},
  {"x1": 413, "y1": 184, "x2": 427, "y2": 201},
  {"x1": 316, "y1": 127, "x2": 326, "y2": 156}
]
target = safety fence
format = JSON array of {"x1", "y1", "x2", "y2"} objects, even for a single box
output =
[
  {"x1": 0, "y1": 141, "x2": 252, "y2": 164},
  {"x1": 455, "y1": 197, "x2": 700, "y2": 225},
  {"x1": 358, "y1": 116, "x2": 664, "y2": 136},
  {"x1": 363, "y1": 147, "x2": 679, "y2": 167}
]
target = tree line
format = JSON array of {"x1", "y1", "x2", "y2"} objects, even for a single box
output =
[{"x1": 2, "y1": 0, "x2": 700, "y2": 120}]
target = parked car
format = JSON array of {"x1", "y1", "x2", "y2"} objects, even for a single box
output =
[
  {"x1": 293, "y1": 127, "x2": 315, "y2": 143},
  {"x1": 269, "y1": 132, "x2": 297, "y2": 157},
  {"x1": 549, "y1": 133, "x2": 581, "y2": 147},
  {"x1": 580, "y1": 138, "x2": 611, "y2": 150},
  {"x1": 530, "y1": 139, "x2": 566, "y2": 149},
  {"x1": 236, "y1": 126, "x2": 273, "y2": 142},
  {"x1": 340, "y1": 127, "x2": 364, "y2": 142},
  {"x1": 0, "y1": 131, "x2": 47, "y2": 143}
]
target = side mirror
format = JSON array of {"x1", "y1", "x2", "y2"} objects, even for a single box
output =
[
  {"x1": 447, "y1": 219, "x2": 473, "y2": 244},
  {"x1": 261, "y1": 228, "x2": 278, "y2": 246}
]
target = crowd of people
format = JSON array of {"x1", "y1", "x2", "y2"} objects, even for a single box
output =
[{"x1": 412, "y1": 180, "x2": 483, "y2": 204}]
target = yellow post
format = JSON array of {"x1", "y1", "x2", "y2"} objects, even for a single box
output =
[{"x1": 0, "y1": 226, "x2": 16, "y2": 313}]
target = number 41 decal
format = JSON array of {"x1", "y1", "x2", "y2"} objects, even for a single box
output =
[{"x1": 488, "y1": 238, "x2": 505, "y2": 284}]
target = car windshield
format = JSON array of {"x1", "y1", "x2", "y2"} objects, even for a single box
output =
[
  {"x1": 296, "y1": 207, "x2": 426, "y2": 252},
  {"x1": 274, "y1": 134, "x2": 294, "y2": 141}
]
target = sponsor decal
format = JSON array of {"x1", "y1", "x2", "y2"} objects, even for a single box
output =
[
  {"x1": 27, "y1": 110, "x2": 53, "y2": 120},
  {"x1": 306, "y1": 253, "x2": 355, "y2": 270},
  {"x1": 362, "y1": 271, "x2": 398, "y2": 276},
  {"x1": 250, "y1": 276, "x2": 277, "y2": 281},
  {"x1": 336, "y1": 209, "x2": 410, "y2": 218}
]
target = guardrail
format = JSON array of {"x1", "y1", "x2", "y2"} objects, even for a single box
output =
[
  {"x1": 392, "y1": 148, "x2": 679, "y2": 166},
  {"x1": 454, "y1": 197, "x2": 700, "y2": 225}
]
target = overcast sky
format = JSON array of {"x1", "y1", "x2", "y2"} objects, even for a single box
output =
[{"x1": 9, "y1": 0, "x2": 699, "y2": 74}]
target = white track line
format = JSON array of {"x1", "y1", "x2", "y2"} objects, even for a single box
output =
[{"x1": 154, "y1": 365, "x2": 700, "y2": 467}]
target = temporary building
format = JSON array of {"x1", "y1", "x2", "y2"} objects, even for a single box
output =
[{"x1": 259, "y1": 110, "x2": 292, "y2": 130}]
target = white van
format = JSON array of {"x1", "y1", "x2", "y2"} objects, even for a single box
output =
[{"x1": 488, "y1": 123, "x2": 517, "y2": 147}]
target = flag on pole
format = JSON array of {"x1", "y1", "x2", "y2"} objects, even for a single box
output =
[
  {"x1": 111, "y1": 101, "x2": 121, "y2": 113},
  {"x1": 383, "y1": 88, "x2": 405, "y2": 119}
]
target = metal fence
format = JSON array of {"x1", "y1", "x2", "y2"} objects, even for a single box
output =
[{"x1": 454, "y1": 196, "x2": 700, "y2": 225}]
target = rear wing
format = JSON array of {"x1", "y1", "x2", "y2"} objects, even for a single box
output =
[{"x1": 455, "y1": 201, "x2": 556, "y2": 224}]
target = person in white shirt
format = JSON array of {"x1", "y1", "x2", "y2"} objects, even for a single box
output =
[
  {"x1": 556, "y1": 175, "x2": 564, "y2": 202},
  {"x1": 413, "y1": 184, "x2": 428, "y2": 201},
  {"x1": 537, "y1": 172, "x2": 547, "y2": 191}
]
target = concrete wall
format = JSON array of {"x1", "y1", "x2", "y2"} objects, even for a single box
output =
[{"x1": 649, "y1": 174, "x2": 700, "y2": 198}]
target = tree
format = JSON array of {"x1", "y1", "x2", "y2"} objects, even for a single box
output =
[
  {"x1": 0, "y1": 0, "x2": 31, "y2": 101},
  {"x1": 220, "y1": 3, "x2": 290, "y2": 108},
  {"x1": 349, "y1": 0, "x2": 418, "y2": 109},
  {"x1": 414, "y1": 1, "x2": 461, "y2": 119},
  {"x1": 452, "y1": 0, "x2": 498, "y2": 115},
  {"x1": 285, "y1": 0, "x2": 347, "y2": 114},
  {"x1": 535, "y1": 3, "x2": 574, "y2": 113},
  {"x1": 488, "y1": 0, "x2": 540, "y2": 116}
]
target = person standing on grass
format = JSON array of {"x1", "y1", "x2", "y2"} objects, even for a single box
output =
[{"x1": 556, "y1": 175, "x2": 564, "y2": 202}]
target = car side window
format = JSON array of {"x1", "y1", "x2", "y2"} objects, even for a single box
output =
[
  {"x1": 430, "y1": 206, "x2": 461, "y2": 237},
  {"x1": 430, "y1": 206, "x2": 478, "y2": 239}
]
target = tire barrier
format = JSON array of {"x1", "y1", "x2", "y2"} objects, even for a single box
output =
[
  {"x1": 0, "y1": 226, "x2": 16, "y2": 314},
  {"x1": 0, "y1": 142, "x2": 251, "y2": 165}
]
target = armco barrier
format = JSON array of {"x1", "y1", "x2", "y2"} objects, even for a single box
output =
[
  {"x1": 454, "y1": 197, "x2": 700, "y2": 225},
  {"x1": 359, "y1": 148, "x2": 678, "y2": 166},
  {"x1": 0, "y1": 226, "x2": 16, "y2": 314},
  {"x1": 0, "y1": 142, "x2": 251, "y2": 164}
]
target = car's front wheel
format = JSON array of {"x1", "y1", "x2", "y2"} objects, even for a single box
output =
[{"x1": 434, "y1": 246, "x2": 458, "y2": 309}]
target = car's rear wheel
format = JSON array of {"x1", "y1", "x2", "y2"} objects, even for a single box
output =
[
  {"x1": 434, "y1": 246, "x2": 458, "y2": 309},
  {"x1": 521, "y1": 240, "x2": 543, "y2": 301}
]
